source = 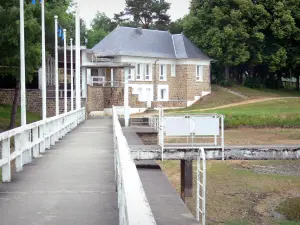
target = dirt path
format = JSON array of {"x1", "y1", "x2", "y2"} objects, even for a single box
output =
[
  {"x1": 189, "y1": 96, "x2": 299, "y2": 112},
  {"x1": 132, "y1": 97, "x2": 299, "y2": 117}
]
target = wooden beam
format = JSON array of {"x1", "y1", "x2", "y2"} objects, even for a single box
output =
[{"x1": 180, "y1": 160, "x2": 193, "y2": 202}]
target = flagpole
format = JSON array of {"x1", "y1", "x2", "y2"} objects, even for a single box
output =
[
  {"x1": 75, "y1": 2, "x2": 81, "y2": 109},
  {"x1": 70, "y1": 38, "x2": 74, "y2": 111},
  {"x1": 20, "y1": 0, "x2": 26, "y2": 126},
  {"x1": 41, "y1": 0, "x2": 47, "y2": 120},
  {"x1": 54, "y1": 15, "x2": 59, "y2": 116},
  {"x1": 63, "y1": 29, "x2": 67, "y2": 113}
]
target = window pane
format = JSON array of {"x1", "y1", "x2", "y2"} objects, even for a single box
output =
[
  {"x1": 146, "y1": 64, "x2": 149, "y2": 75},
  {"x1": 161, "y1": 65, "x2": 163, "y2": 76},
  {"x1": 161, "y1": 89, "x2": 164, "y2": 99},
  {"x1": 138, "y1": 64, "x2": 140, "y2": 74}
]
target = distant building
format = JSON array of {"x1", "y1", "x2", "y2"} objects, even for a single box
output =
[{"x1": 82, "y1": 26, "x2": 212, "y2": 115}]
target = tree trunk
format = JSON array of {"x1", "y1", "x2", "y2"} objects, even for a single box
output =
[
  {"x1": 296, "y1": 74, "x2": 299, "y2": 91},
  {"x1": 8, "y1": 81, "x2": 20, "y2": 130},
  {"x1": 225, "y1": 65, "x2": 229, "y2": 81}
]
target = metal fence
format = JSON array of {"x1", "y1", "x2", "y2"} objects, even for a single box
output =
[
  {"x1": 197, "y1": 147, "x2": 206, "y2": 225},
  {"x1": 112, "y1": 106, "x2": 157, "y2": 225},
  {"x1": 153, "y1": 108, "x2": 225, "y2": 160},
  {"x1": 0, "y1": 108, "x2": 86, "y2": 182}
]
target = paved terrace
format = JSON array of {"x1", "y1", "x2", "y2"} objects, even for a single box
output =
[{"x1": 0, "y1": 117, "x2": 118, "y2": 225}]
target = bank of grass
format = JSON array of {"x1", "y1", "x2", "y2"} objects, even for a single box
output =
[
  {"x1": 158, "y1": 160, "x2": 300, "y2": 225},
  {"x1": 0, "y1": 104, "x2": 41, "y2": 131},
  {"x1": 229, "y1": 85, "x2": 300, "y2": 98},
  {"x1": 277, "y1": 197, "x2": 300, "y2": 222},
  {"x1": 173, "y1": 98, "x2": 300, "y2": 128},
  {"x1": 169, "y1": 85, "x2": 244, "y2": 113}
]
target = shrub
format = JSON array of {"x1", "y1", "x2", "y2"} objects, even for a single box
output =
[
  {"x1": 265, "y1": 78, "x2": 280, "y2": 89},
  {"x1": 219, "y1": 80, "x2": 234, "y2": 87},
  {"x1": 244, "y1": 77, "x2": 262, "y2": 89}
]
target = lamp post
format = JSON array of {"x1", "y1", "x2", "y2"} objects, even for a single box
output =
[
  {"x1": 20, "y1": 0, "x2": 26, "y2": 126},
  {"x1": 54, "y1": 15, "x2": 59, "y2": 116}
]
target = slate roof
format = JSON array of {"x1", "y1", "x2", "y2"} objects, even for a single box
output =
[{"x1": 91, "y1": 26, "x2": 211, "y2": 60}]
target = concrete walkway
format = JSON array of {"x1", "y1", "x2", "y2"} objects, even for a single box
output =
[{"x1": 0, "y1": 117, "x2": 118, "y2": 225}]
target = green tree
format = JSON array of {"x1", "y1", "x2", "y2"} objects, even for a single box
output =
[
  {"x1": 114, "y1": 0, "x2": 171, "y2": 30},
  {"x1": 0, "y1": 0, "x2": 75, "y2": 129},
  {"x1": 86, "y1": 12, "x2": 116, "y2": 48}
]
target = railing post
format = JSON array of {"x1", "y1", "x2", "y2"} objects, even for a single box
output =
[
  {"x1": 2, "y1": 138, "x2": 11, "y2": 182},
  {"x1": 50, "y1": 121, "x2": 55, "y2": 146},
  {"x1": 39, "y1": 124, "x2": 46, "y2": 153},
  {"x1": 15, "y1": 133, "x2": 23, "y2": 172},
  {"x1": 22, "y1": 130, "x2": 32, "y2": 165},
  {"x1": 32, "y1": 126, "x2": 40, "y2": 158}
]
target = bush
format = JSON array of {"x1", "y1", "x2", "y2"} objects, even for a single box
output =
[
  {"x1": 265, "y1": 78, "x2": 280, "y2": 89},
  {"x1": 244, "y1": 77, "x2": 262, "y2": 89},
  {"x1": 219, "y1": 80, "x2": 234, "y2": 87}
]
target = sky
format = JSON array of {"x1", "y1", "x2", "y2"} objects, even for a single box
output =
[{"x1": 78, "y1": 0, "x2": 190, "y2": 27}]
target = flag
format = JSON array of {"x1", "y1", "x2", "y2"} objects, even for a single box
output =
[
  {"x1": 32, "y1": 0, "x2": 36, "y2": 4},
  {"x1": 58, "y1": 28, "x2": 62, "y2": 37}
]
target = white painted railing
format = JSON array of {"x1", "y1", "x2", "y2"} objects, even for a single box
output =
[
  {"x1": 196, "y1": 147, "x2": 206, "y2": 225},
  {"x1": 112, "y1": 106, "x2": 157, "y2": 225},
  {"x1": 0, "y1": 108, "x2": 86, "y2": 182}
]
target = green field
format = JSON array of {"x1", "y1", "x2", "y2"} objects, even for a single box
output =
[
  {"x1": 168, "y1": 87, "x2": 300, "y2": 128},
  {"x1": 203, "y1": 98, "x2": 300, "y2": 128},
  {"x1": 0, "y1": 104, "x2": 41, "y2": 131}
]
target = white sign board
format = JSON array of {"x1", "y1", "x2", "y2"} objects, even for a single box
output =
[
  {"x1": 194, "y1": 117, "x2": 219, "y2": 136},
  {"x1": 165, "y1": 117, "x2": 190, "y2": 136}
]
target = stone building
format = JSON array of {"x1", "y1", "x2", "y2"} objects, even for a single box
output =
[{"x1": 83, "y1": 26, "x2": 212, "y2": 115}]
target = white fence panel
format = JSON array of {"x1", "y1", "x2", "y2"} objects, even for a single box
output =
[
  {"x1": 165, "y1": 117, "x2": 190, "y2": 136},
  {"x1": 194, "y1": 117, "x2": 220, "y2": 136}
]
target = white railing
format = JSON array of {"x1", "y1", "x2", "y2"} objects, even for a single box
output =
[
  {"x1": 0, "y1": 108, "x2": 86, "y2": 182},
  {"x1": 196, "y1": 147, "x2": 206, "y2": 225},
  {"x1": 92, "y1": 76, "x2": 105, "y2": 85},
  {"x1": 112, "y1": 106, "x2": 157, "y2": 225}
]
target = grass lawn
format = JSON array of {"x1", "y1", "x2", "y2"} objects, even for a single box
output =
[
  {"x1": 171, "y1": 98, "x2": 300, "y2": 128},
  {"x1": 230, "y1": 85, "x2": 300, "y2": 98},
  {"x1": 167, "y1": 85, "x2": 244, "y2": 113},
  {"x1": 0, "y1": 104, "x2": 41, "y2": 131},
  {"x1": 159, "y1": 160, "x2": 300, "y2": 225}
]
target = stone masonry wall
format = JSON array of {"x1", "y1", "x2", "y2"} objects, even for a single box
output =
[
  {"x1": 151, "y1": 100, "x2": 187, "y2": 108},
  {"x1": 87, "y1": 85, "x2": 104, "y2": 113},
  {"x1": 0, "y1": 89, "x2": 42, "y2": 115},
  {"x1": 0, "y1": 88, "x2": 86, "y2": 118},
  {"x1": 186, "y1": 65, "x2": 211, "y2": 101}
]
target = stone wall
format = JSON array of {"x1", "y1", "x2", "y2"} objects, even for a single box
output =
[
  {"x1": 186, "y1": 65, "x2": 211, "y2": 101},
  {"x1": 0, "y1": 88, "x2": 86, "y2": 118},
  {"x1": 0, "y1": 89, "x2": 42, "y2": 114},
  {"x1": 151, "y1": 101, "x2": 187, "y2": 108},
  {"x1": 87, "y1": 85, "x2": 104, "y2": 113}
]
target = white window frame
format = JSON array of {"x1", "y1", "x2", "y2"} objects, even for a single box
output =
[
  {"x1": 171, "y1": 64, "x2": 176, "y2": 77},
  {"x1": 145, "y1": 64, "x2": 152, "y2": 81},
  {"x1": 159, "y1": 64, "x2": 167, "y2": 81},
  {"x1": 196, "y1": 65, "x2": 203, "y2": 82},
  {"x1": 126, "y1": 67, "x2": 134, "y2": 81},
  {"x1": 157, "y1": 85, "x2": 169, "y2": 101},
  {"x1": 136, "y1": 63, "x2": 144, "y2": 80}
]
